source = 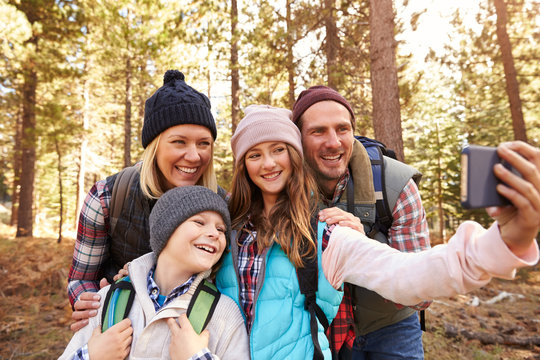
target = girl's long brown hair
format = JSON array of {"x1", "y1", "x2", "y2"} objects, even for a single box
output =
[{"x1": 228, "y1": 144, "x2": 319, "y2": 268}]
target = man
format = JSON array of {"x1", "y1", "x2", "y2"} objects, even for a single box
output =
[{"x1": 292, "y1": 85, "x2": 431, "y2": 359}]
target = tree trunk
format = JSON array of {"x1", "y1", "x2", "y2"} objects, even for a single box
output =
[
  {"x1": 435, "y1": 121, "x2": 446, "y2": 242},
  {"x1": 230, "y1": 0, "x2": 240, "y2": 134},
  {"x1": 76, "y1": 71, "x2": 91, "y2": 227},
  {"x1": 324, "y1": 0, "x2": 339, "y2": 89},
  {"x1": 11, "y1": 104, "x2": 23, "y2": 226},
  {"x1": 16, "y1": 61, "x2": 38, "y2": 238},
  {"x1": 124, "y1": 56, "x2": 132, "y2": 168},
  {"x1": 369, "y1": 0, "x2": 405, "y2": 162},
  {"x1": 493, "y1": 0, "x2": 527, "y2": 142},
  {"x1": 286, "y1": 0, "x2": 295, "y2": 108},
  {"x1": 55, "y1": 139, "x2": 64, "y2": 243}
]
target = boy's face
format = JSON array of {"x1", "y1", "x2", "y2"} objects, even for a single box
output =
[{"x1": 160, "y1": 211, "x2": 226, "y2": 277}]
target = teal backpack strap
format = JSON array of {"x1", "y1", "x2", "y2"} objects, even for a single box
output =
[
  {"x1": 186, "y1": 279, "x2": 221, "y2": 334},
  {"x1": 101, "y1": 276, "x2": 135, "y2": 332}
]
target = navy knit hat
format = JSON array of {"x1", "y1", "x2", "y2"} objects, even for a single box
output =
[
  {"x1": 142, "y1": 70, "x2": 217, "y2": 148},
  {"x1": 149, "y1": 186, "x2": 231, "y2": 259}
]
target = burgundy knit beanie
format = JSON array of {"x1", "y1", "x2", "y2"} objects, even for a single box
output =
[
  {"x1": 292, "y1": 85, "x2": 355, "y2": 129},
  {"x1": 231, "y1": 105, "x2": 303, "y2": 165}
]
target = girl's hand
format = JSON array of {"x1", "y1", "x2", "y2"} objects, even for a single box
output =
[
  {"x1": 488, "y1": 141, "x2": 540, "y2": 257},
  {"x1": 318, "y1": 207, "x2": 365, "y2": 234}
]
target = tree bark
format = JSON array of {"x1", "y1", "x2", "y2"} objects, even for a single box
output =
[
  {"x1": 230, "y1": 0, "x2": 240, "y2": 134},
  {"x1": 369, "y1": 0, "x2": 405, "y2": 162},
  {"x1": 55, "y1": 139, "x2": 64, "y2": 243},
  {"x1": 493, "y1": 0, "x2": 527, "y2": 142},
  {"x1": 124, "y1": 56, "x2": 132, "y2": 168},
  {"x1": 10, "y1": 104, "x2": 23, "y2": 226},
  {"x1": 16, "y1": 60, "x2": 38, "y2": 237},
  {"x1": 435, "y1": 121, "x2": 446, "y2": 242},
  {"x1": 286, "y1": 0, "x2": 295, "y2": 109},
  {"x1": 324, "y1": 0, "x2": 339, "y2": 89},
  {"x1": 76, "y1": 69, "x2": 91, "y2": 228}
]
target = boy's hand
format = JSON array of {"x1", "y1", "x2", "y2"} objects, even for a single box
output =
[
  {"x1": 319, "y1": 207, "x2": 365, "y2": 234},
  {"x1": 488, "y1": 141, "x2": 540, "y2": 257},
  {"x1": 167, "y1": 315, "x2": 210, "y2": 360},
  {"x1": 113, "y1": 263, "x2": 130, "y2": 282},
  {"x1": 71, "y1": 292, "x2": 102, "y2": 332},
  {"x1": 88, "y1": 318, "x2": 132, "y2": 360}
]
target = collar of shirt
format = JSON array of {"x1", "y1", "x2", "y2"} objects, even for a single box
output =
[
  {"x1": 147, "y1": 265, "x2": 196, "y2": 312},
  {"x1": 323, "y1": 169, "x2": 350, "y2": 206}
]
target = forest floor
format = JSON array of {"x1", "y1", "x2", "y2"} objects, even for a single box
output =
[{"x1": 0, "y1": 223, "x2": 538, "y2": 360}]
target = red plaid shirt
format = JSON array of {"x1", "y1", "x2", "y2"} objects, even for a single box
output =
[{"x1": 324, "y1": 174, "x2": 431, "y2": 354}]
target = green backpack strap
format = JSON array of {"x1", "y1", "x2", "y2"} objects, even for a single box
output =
[
  {"x1": 101, "y1": 277, "x2": 135, "y2": 333},
  {"x1": 186, "y1": 279, "x2": 221, "y2": 334},
  {"x1": 101, "y1": 276, "x2": 220, "y2": 334}
]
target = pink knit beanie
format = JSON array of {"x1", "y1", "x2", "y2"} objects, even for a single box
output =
[{"x1": 231, "y1": 105, "x2": 303, "y2": 165}]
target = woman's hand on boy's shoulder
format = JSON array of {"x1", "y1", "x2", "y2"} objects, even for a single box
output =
[
  {"x1": 71, "y1": 292, "x2": 102, "y2": 332},
  {"x1": 167, "y1": 315, "x2": 210, "y2": 360},
  {"x1": 88, "y1": 318, "x2": 133, "y2": 360}
]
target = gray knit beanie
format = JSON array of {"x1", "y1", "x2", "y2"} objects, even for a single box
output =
[
  {"x1": 231, "y1": 104, "x2": 303, "y2": 165},
  {"x1": 149, "y1": 185, "x2": 231, "y2": 259},
  {"x1": 142, "y1": 70, "x2": 217, "y2": 148}
]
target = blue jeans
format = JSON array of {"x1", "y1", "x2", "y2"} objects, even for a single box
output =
[{"x1": 343, "y1": 313, "x2": 424, "y2": 360}]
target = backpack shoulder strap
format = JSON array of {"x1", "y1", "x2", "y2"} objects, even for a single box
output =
[
  {"x1": 354, "y1": 136, "x2": 421, "y2": 237},
  {"x1": 296, "y1": 217, "x2": 328, "y2": 360},
  {"x1": 186, "y1": 279, "x2": 221, "y2": 334},
  {"x1": 101, "y1": 276, "x2": 135, "y2": 333},
  {"x1": 109, "y1": 164, "x2": 141, "y2": 236}
]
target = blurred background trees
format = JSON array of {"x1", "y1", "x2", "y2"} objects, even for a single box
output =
[{"x1": 1, "y1": 0, "x2": 538, "y2": 242}]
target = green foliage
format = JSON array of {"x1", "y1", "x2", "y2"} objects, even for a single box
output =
[{"x1": 0, "y1": 0, "x2": 538, "y2": 236}]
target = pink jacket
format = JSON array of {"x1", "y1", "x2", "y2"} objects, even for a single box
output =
[{"x1": 322, "y1": 221, "x2": 539, "y2": 306}]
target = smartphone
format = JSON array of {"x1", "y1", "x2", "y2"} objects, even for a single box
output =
[{"x1": 460, "y1": 145, "x2": 513, "y2": 209}]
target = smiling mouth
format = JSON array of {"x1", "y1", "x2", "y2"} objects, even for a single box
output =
[
  {"x1": 321, "y1": 154, "x2": 342, "y2": 162},
  {"x1": 195, "y1": 245, "x2": 216, "y2": 254},
  {"x1": 261, "y1": 171, "x2": 281, "y2": 180},
  {"x1": 176, "y1": 166, "x2": 198, "y2": 174}
]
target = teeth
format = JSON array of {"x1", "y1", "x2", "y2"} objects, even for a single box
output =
[
  {"x1": 196, "y1": 245, "x2": 215, "y2": 253},
  {"x1": 177, "y1": 166, "x2": 197, "y2": 174},
  {"x1": 262, "y1": 171, "x2": 280, "y2": 179},
  {"x1": 322, "y1": 154, "x2": 340, "y2": 160}
]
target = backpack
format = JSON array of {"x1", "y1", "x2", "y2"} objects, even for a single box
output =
[
  {"x1": 353, "y1": 136, "x2": 425, "y2": 331},
  {"x1": 101, "y1": 276, "x2": 221, "y2": 334}
]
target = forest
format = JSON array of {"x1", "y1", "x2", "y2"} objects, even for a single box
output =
[{"x1": 0, "y1": 0, "x2": 539, "y2": 243}]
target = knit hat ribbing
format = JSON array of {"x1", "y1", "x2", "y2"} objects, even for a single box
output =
[
  {"x1": 292, "y1": 85, "x2": 355, "y2": 129},
  {"x1": 149, "y1": 185, "x2": 231, "y2": 259},
  {"x1": 231, "y1": 105, "x2": 303, "y2": 165},
  {"x1": 142, "y1": 70, "x2": 217, "y2": 148}
]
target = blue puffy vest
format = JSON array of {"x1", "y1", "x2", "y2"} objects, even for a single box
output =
[{"x1": 216, "y1": 221, "x2": 343, "y2": 359}]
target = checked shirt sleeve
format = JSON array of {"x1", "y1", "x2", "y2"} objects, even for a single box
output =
[
  {"x1": 67, "y1": 180, "x2": 111, "y2": 307},
  {"x1": 388, "y1": 179, "x2": 432, "y2": 311}
]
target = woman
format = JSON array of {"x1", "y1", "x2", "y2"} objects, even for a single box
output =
[
  {"x1": 215, "y1": 105, "x2": 540, "y2": 360},
  {"x1": 69, "y1": 70, "x2": 222, "y2": 331}
]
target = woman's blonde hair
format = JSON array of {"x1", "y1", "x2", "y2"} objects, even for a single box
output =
[
  {"x1": 139, "y1": 134, "x2": 218, "y2": 199},
  {"x1": 228, "y1": 144, "x2": 319, "y2": 268}
]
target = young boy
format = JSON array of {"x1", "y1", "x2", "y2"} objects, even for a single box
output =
[{"x1": 59, "y1": 186, "x2": 249, "y2": 360}]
